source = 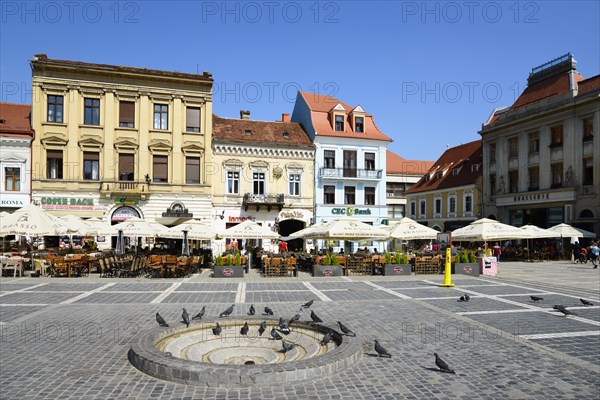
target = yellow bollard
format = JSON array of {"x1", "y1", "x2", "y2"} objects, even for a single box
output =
[{"x1": 439, "y1": 247, "x2": 454, "y2": 287}]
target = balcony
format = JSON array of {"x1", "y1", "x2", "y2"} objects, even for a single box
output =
[
  {"x1": 243, "y1": 193, "x2": 285, "y2": 212},
  {"x1": 100, "y1": 180, "x2": 150, "y2": 200},
  {"x1": 320, "y1": 168, "x2": 382, "y2": 180}
]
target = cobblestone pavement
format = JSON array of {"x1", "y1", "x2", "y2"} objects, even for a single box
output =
[{"x1": 1, "y1": 261, "x2": 599, "y2": 399}]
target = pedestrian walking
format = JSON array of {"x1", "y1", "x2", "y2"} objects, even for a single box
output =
[
  {"x1": 493, "y1": 242, "x2": 501, "y2": 262},
  {"x1": 589, "y1": 241, "x2": 599, "y2": 269}
]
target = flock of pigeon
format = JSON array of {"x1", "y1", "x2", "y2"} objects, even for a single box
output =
[
  {"x1": 154, "y1": 293, "x2": 596, "y2": 376},
  {"x1": 155, "y1": 299, "x2": 455, "y2": 373}
]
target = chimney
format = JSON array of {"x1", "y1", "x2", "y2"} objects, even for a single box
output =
[
  {"x1": 240, "y1": 110, "x2": 250, "y2": 120},
  {"x1": 281, "y1": 113, "x2": 290, "y2": 122}
]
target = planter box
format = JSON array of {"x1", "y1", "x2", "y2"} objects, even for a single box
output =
[
  {"x1": 213, "y1": 265, "x2": 244, "y2": 278},
  {"x1": 454, "y1": 263, "x2": 479, "y2": 277},
  {"x1": 313, "y1": 265, "x2": 343, "y2": 277},
  {"x1": 382, "y1": 264, "x2": 412, "y2": 276}
]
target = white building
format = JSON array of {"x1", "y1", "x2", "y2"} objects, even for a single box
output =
[
  {"x1": 291, "y1": 91, "x2": 392, "y2": 253},
  {"x1": 0, "y1": 103, "x2": 33, "y2": 212}
]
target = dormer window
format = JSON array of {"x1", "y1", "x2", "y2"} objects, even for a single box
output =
[
  {"x1": 471, "y1": 164, "x2": 480, "y2": 172},
  {"x1": 244, "y1": 130, "x2": 252, "y2": 135},
  {"x1": 435, "y1": 171, "x2": 443, "y2": 180},
  {"x1": 335, "y1": 115, "x2": 344, "y2": 131},
  {"x1": 354, "y1": 117, "x2": 364, "y2": 132},
  {"x1": 424, "y1": 175, "x2": 430, "y2": 182},
  {"x1": 283, "y1": 132, "x2": 289, "y2": 138},
  {"x1": 452, "y1": 168, "x2": 460, "y2": 176}
]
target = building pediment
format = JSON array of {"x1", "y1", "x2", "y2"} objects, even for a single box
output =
[
  {"x1": 351, "y1": 105, "x2": 365, "y2": 114},
  {"x1": 330, "y1": 103, "x2": 346, "y2": 113},
  {"x1": 78, "y1": 136, "x2": 104, "y2": 149},
  {"x1": 114, "y1": 137, "x2": 139, "y2": 150},
  {"x1": 249, "y1": 160, "x2": 269, "y2": 169},
  {"x1": 0, "y1": 154, "x2": 27, "y2": 163},
  {"x1": 181, "y1": 142, "x2": 204, "y2": 154},
  {"x1": 41, "y1": 135, "x2": 68, "y2": 147},
  {"x1": 223, "y1": 158, "x2": 243, "y2": 168},
  {"x1": 148, "y1": 139, "x2": 173, "y2": 153}
]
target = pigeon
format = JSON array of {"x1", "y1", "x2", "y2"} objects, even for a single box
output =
[
  {"x1": 281, "y1": 341, "x2": 295, "y2": 353},
  {"x1": 248, "y1": 304, "x2": 256, "y2": 315},
  {"x1": 458, "y1": 296, "x2": 466, "y2": 302},
  {"x1": 434, "y1": 353, "x2": 455, "y2": 373},
  {"x1": 271, "y1": 327, "x2": 283, "y2": 340},
  {"x1": 553, "y1": 305, "x2": 567, "y2": 313},
  {"x1": 212, "y1": 322, "x2": 222, "y2": 336},
  {"x1": 464, "y1": 294, "x2": 470, "y2": 302},
  {"x1": 219, "y1": 304, "x2": 235, "y2": 317},
  {"x1": 258, "y1": 321, "x2": 267, "y2": 336},
  {"x1": 374, "y1": 339, "x2": 392, "y2": 358},
  {"x1": 320, "y1": 331, "x2": 332, "y2": 346},
  {"x1": 181, "y1": 308, "x2": 190, "y2": 328},
  {"x1": 337, "y1": 321, "x2": 356, "y2": 337},
  {"x1": 155, "y1": 312, "x2": 169, "y2": 327},
  {"x1": 580, "y1": 298, "x2": 594, "y2": 306},
  {"x1": 289, "y1": 313, "x2": 302, "y2": 324},
  {"x1": 279, "y1": 317, "x2": 289, "y2": 331},
  {"x1": 264, "y1": 307, "x2": 274, "y2": 316},
  {"x1": 530, "y1": 296, "x2": 544, "y2": 302},
  {"x1": 310, "y1": 310, "x2": 323, "y2": 323},
  {"x1": 558, "y1": 308, "x2": 577, "y2": 317},
  {"x1": 240, "y1": 322, "x2": 249, "y2": 335},
  {"x1": 302, "y1": 300, "x2": 314, "y2": 308},
  {"x1": 192, "y1": 306, "x2": 205, "y2": 320}
]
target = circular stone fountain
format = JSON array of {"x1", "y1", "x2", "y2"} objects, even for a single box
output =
[{"x1": 128, "y1": 319, "x2": 362, "y2": 387}]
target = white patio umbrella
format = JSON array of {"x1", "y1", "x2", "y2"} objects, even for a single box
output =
[
  {"x1": 548, "y1": 223, "x2": 596, "y2": 239},
  {"x1": 220, "y1": 220, "x2": 280, "y2": 240},
  {"x1": 163, "y1": 219, "x2": 217, "y2": 240},
  {"x1": 59, "y1": 214, "x2": 99, "y2": 236},
  {"x1": 307, "y1": 217, "x2": 389, "y2": 241},
  {"x1": 519, "y1": 225, "x2": 561, "y2": 239},
  {"x1": 387, "y1": 217, "x2": 439, "y2": 240},
  {"x1": 99, "y1": 218, "x2": 162, "y2": 237},
  {"x1": 452, "y1": 218, "x2": 529, "y2": 241},
  {"x1": 0, "y1": 204, "x2": 70, "y2": 236}
]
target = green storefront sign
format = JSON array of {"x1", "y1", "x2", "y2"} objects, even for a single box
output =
[{"x1": 331, "y1": 207, "x2": 372, "y2": 216}]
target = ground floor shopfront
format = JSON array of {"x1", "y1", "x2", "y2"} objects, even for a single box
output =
[{"x1": 32, "y1": 191, "x2": 212, "y2": 250}]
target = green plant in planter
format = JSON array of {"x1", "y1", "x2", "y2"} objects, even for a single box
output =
[
  {"x1": 460, "y1": 252, "x2": 469, "y2": 263},
  {"x1": 468, "y1": 251, "x2": 477, "y2": 263},
  {"x1": 384, "y1": 252, "x2": 392, "y2": 264},
  {"x1": 393, "y1": 252, "x2": 402, "y2": 264},
  {"x1": 400, "y1": 252, "x2": 409, "y2": 264},
  {"x1": 331, "y1": 254, "x2": 339, "y2": 266},
  {"x1": 215, "y1": 255, "x2": 224, "y2": 266},
  {"x1": 323, "y1": 253, "x2": 332, "y2": 266},
  {"x1": 225, "y1": 254, "x2": 233, "y2": 266},
  {"x1": 234, "y1": 252, "x2": 241, "y2": 266}
]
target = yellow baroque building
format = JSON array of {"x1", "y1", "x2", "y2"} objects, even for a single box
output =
[{"x1": 30, "y1": 54, "x2": 214, "y2": 237}]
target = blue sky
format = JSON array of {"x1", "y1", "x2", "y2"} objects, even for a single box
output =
[{"x1": 1, "y1": 1, "x2": 599, "y2": 160}]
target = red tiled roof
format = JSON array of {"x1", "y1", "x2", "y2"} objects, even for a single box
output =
[
  {"x1": 0, "y1": 102, "x2": 33, "y2": 136},
  {"x1": 510, "y1": 72, "x2": 585, "y2": 110},
  {"x1": 212, "y1": 115, "x2": 314, "y2": 148},
  {"x1": 298, "y1": 91, "x2": 392, "y2": 142},
  {"x1": 386, "y1": 150, "x2": 434, "y2": 175},
  {"x1": 405, "y1": 140, "x2": 482, "y2": 194},
  {"x1": 578, "y1": 75, "x2": 600, "y2": 96}
]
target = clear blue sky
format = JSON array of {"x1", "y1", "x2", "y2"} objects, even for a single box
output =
[{"x1": 1, "y1": 1, "x2": 599, "y2": 160}]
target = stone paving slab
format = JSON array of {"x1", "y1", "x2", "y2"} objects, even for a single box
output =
[
  {"x1": 531, "y1": 335, "x2": 600, "y2": 366},
  {"x1": 24, "y1": 283, "x2": 105, "y2": 292},
  {"x1": 310, "y1": 282, "x2": 372, "y2": 290},
  {"x1": 75, "y1": 292, "x2": 160, "y2": 304},
  {"x1": 0, "y1": 305, "x2": 46, "y2": 322},
  {"x1": 464, "y1": 284, "x2": 547, "y2": 296},
  {"x1": 162, "y1": 292, "x2": 237, "y2": 304},
  {"x1": 103, "y1": 282, "x2": 174, "y2": 292},
  {"x1": 322, "y1": 288, "x2": 409, "y2": 301},
  {"x1": 421, "y1": 296, "x2": 530, "y2": 312},
  {"x1": 244, "y1": 291, "x2": 314, "y2": 304},
  {"x1": 499, "y1": 294, "x2": 597, "y2": 308},
  {"x1": 1, "y1": 291, "x2": 80, "y2": 304},
  {"x1": 466, "y1": 311, "x2": 599, "y2": 336},
  {"x1": 177, "y1": 282, "x2": 239, "y2": 292},
  {"x1": 0, "y1": 282, "x2": 41, "y2": 292},
  {"x1": 246, "y1": 282, "x2": 310, "y2": 291},
  {"x1": 392, "y1": 287, "x2": 463, "y2": 299}
]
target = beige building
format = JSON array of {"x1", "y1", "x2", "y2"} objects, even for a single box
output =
[
  {"x1": 30, "y1": 54, "x2": 214, "y2": 240},
  {"x1": 212, "y1": 112, "x2": 315, "y2": 253},
  {"x1": 480, "y1": 54, "x2": 599, "y2": 235},
  {"x1": 405, "y1": 140, "x2": 483, "y2": 232}
]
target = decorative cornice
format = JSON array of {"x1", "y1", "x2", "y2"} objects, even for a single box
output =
[{"x1": 213, "y1": 144, "x2": 314, "y2": 160}]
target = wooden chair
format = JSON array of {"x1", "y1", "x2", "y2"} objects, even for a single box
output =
[
  {"x1": 286, "y1": 256, "x2": 298, "y2": 277},
  {"x1": 2, "y1": 258, "x2": 23, "y2": 277}
]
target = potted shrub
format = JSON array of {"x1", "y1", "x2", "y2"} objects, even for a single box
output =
[
  {"x1": 383, "y1": 251, "x2": 412, "y2": 276},
  {"x1": 313, "y1": 252, "x2": 342, "y2": 277},
  {"x1": 454, "y1": 250, "x2": 479, "y2": 277},
  {"x1": 214, "y1": 252, "x2": 244, "y2": 278}
]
